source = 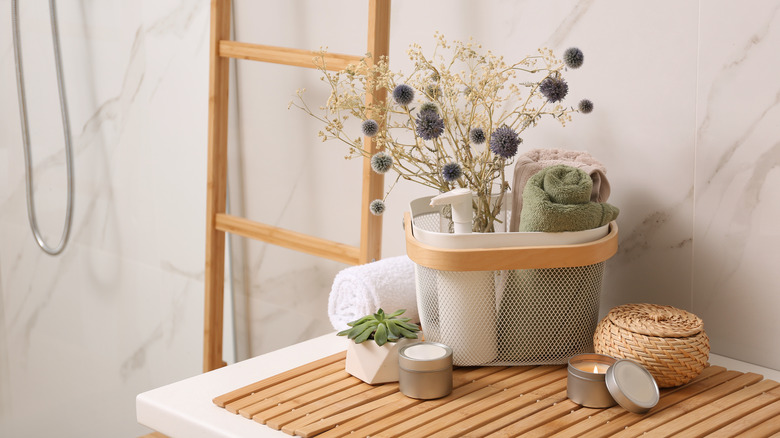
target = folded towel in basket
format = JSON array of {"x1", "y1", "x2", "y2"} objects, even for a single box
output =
[
  {"x1": 328, "y1": 255, "x2": 419, "y2": 330},
  {"x1": 519, "y1": 165, "x2": 619, "y2": 232},
  {"x1": 509, "y1": 148, "x2": 611, "y2": 232}
]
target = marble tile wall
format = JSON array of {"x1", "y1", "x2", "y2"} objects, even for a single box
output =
[
  {"x1": 231, "y1": 0, "x2": 780, "y2": 371},
  {"x1": 0, "y1": 0, "x2": 211, "y2": 436},
  {"x1": 0, "y1": 0, "x2": 778, "y2": 436}
]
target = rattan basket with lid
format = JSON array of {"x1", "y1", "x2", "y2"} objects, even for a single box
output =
[{"x1": 593, "y1": 303, "x2": 710, "y2": 387}]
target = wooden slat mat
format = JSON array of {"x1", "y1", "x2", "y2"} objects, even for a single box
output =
[{"x1": 213, "y1": 351, "x2": 780, "y2": 437}]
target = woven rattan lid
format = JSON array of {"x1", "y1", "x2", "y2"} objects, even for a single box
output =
[{"x1": 607, "y1": 303, "x2": 703, "y2": 338}]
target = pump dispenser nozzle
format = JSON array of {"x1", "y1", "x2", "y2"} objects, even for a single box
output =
[{"x1": 429, "y1": 188, "x2": 473, "y2": 234}]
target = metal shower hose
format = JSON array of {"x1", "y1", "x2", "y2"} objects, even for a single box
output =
[{"x1": 12, "y1": 0, "x2": 74, "y2": 255}]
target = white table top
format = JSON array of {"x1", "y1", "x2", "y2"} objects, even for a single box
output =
[
  {"x1": 136, "y1": 333, "x2": 346, "y2": 438},
  {"x1": 137, "y1": 333, "x2": 780, "y2": 438}
]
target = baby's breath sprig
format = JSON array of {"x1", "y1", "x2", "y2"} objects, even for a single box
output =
[{"x1": 291, "y1": 34, "x2": 593, "y2": 232}]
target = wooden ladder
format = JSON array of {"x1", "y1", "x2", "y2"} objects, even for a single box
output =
[{"x1": 203, "y1": 0, "x2": 391, "y2": 372}]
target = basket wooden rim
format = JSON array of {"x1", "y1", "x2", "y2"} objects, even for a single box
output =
[{"x1": 404, "y1": 212, "x2": 618, "y2": 271}]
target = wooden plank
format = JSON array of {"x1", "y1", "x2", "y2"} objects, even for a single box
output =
[
  {"x1": 325, "y1": 367, "x2": 522, "y2": 438},
  {"x1": 358, "y1": 0, "x2": 391, "y2": 264},
  {"x1": 594, "y1": 372, "x2": 764, "y2": 438},
  {"x1": 456, "y1": 387, "x2": 572, "y2": 438},
  {"x1": 378, "y1": 367, "x2": 568, "y2": 437},
  {"x1": 405, "y1": 213, "x2": 619, "y2": 271},
  {"x1": 213, "y1": 351, "x2": 345, "y2": 407},
  {"x1": 739, "y1": 418, "x2": 780, "y2": 437},
  {"x1": 280, "y1": 384, "x2": 399, "y2": 435},
  {"x1": 293, "y1": 386, "x2": 402, "y2": 437},
  {"x1": 238, "y1": 370, "x2": 354, "y2": 418},
  {"x1": 670, "y1": 391, "x2": 780, "y2": 437},
  {"x1": 644, "y1": 379, "x2": 779, "y2": 437},
  {"x1": 215, "y1": 213, "x2": 361, "y2": 266},
  {"x1": 224, "y1": 361, "x2": 346, "y2": 414},
  {"x1": 703, "y1": 399, "x2": 780, "y2": 437},
  {"x1": 218, "y1": 40, "x2": 361, "y2": 71},
  {"x1": 545, "y1": 365, "x2": 729, "y2": 438},
  {"x1": 252, "y1": 377, "x2": 363, "y2": 425},
  {"x1": 203, "y1": 0, "x2": 231, "y2": 373},
  {"x1": 480, "y1": 392, "x2": 578, "y2": 438},
  {"x1": 264, "y1": 382, "x2": 375, "y2": 430},
  {"x1": 316, "y1": 366, "x2": 510, "y2": 438}
]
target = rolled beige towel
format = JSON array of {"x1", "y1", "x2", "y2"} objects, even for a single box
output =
[{"x1": 509, "y1": 148, "x2": 611, "y2": 232}]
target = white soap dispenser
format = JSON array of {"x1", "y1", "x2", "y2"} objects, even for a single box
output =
[{"x1": 429, "y1": 188, "x2": 473, "y2": 234}]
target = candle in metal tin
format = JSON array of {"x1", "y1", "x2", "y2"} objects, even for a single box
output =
[
  {"x1": 398, "y1": 342, "x2": 453, "y2": 399},
  {"x1": 567, "y1": 353, "x2": 618, "y2": 408}
]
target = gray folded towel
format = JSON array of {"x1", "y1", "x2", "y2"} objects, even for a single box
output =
[{"x1": 518, "y1": 165, "x2": 619, "y2": 232}]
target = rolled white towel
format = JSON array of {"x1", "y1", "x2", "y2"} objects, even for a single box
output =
[{"x1": 328, "y1": 255, "x2": 418, "y2": 330}]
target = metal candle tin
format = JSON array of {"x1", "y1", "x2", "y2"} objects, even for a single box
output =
[
  {"x1": 399, "y1": 342, "x2": 453, "y2": 399},
  {"x1": 567, "y1": 353, "x2": 618, "y2": 408}
]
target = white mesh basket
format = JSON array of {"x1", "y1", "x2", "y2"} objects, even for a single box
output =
[{"x1": 405, "y1": 196, "x2": 618, "y2": 366}]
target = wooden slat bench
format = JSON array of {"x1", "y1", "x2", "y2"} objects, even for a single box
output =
[{"x1": 213, "y1": 351, "x2": 780, "y2": 437}]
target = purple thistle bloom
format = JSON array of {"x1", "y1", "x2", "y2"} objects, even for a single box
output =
[
  {"x1": 578, "y1": 99, "x2": 594, "y2": 114},
  {"x1": 470, "y1": 128, "x2": 486, "y2": 144},
  {"x1": 393, "y1": 84, "x2": 415, "y2": 106},
  {"x1": 415, "y1": 109, "x2": 445, "y2": 140},
  {"x1": 442, "y1": 162, "x2": 463, "y2": 182},
  {"x1": 369, "y1": 199, "x2": 386, "y2": 215},
  {"x1": 490, "y1": 126, "x2": 521, "y2": 159},
  {"x1": 564, "y1": 47, "x2": 584, "y2": 69},
  {"x1": 362, "y1": 119, "x2": 379, "y2": 137},
  {"x1": 539, "y1": 77, "x2": 569, "y2": 103},
  {"x1": 370, "y1": 151, "x2": 393, "y2": 174}
]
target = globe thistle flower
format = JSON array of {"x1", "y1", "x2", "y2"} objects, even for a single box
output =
[
  {"x1": 442, "y1": 162, "x2": 463, "y2": 182},
  {"x1": 370, "y1": 151, "x2": 393, "y2": 174},
  {"x1": 578, "y1": 99, "x2": 594, "y2": 114},
  {"x1": 490, "y1": 126, "x2": 522, "y2": 159},
  {"x1": 564, "y1": 47, "x2": 584, "y2": 69},
  {"x1": 420, "y1": 102, "x2": 439, "y2": 113},
  {"x1": 470, "y1": 127, "x2": 486, "y2": 144},
  {"x1": 361, "y1": 119, "x2": 379, "y2": 137},
  {"x1": 425, "y1": 84, "x2": 442, "y2": 99},
  {"x1": 392, "y1": 84, "x2": 415, "y2": 106},
  {"x1": 539, "y1": 77, "x2": 569, "y2": 103},
  {"x1": 369, "y1": 199, "x2": 386, "y2": 216},
  {"x1": 415, "y1": 109, "x2": 445, "y2": 140}
]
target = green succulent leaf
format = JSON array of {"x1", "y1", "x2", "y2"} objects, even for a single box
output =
[
  {"x1": 397, "y1": 326, "x2": 419, "y2": 339},
  {"x1": 387, "y1": 309, "x2": 406, "y2": 318},
  {"x1": 374, "y1": 324, "x2": 388, "y2": 346},
  {"x1": 347, "y1": 315, "x2": 374, "y2": 327},
  {"x1": 347, "y1": 321, "x2": 376, "y2": 340},
  {"x1": 385, "y1": 320, "x2": 401, "y2": 338},
  {"x1": 353, "y1": 325, "x2": 377, "y2": 344}
]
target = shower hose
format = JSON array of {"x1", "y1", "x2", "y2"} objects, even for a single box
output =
[{"x1": 11, "y1": 0, "x2": 75, "y2": 256}]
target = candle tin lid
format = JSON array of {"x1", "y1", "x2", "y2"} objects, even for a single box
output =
[
  {"x1": 605, "y1": 359, "x2": 660, "y2": 413},
  {"x1": 399, "y1": 342, "x2": 453, "y2": 372}
]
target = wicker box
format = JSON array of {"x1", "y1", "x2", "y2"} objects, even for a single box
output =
[{"x1": 593, "y1": 303, "x2": 710, "y2": 387}]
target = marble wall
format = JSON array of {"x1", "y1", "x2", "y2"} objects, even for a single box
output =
[
  {"x1": 231, "y1": 0, "x2": 780, "y2": 371},
  {"x1": 0, "y1": 0, "x2": 778, "y2": 436},
  {"x1": 0, "y1": 0, "x2": 212, "y2": 436}
]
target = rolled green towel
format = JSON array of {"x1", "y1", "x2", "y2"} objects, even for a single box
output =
[{"x1": 519, "y1": 165, "x2": 619, "y2": 232}]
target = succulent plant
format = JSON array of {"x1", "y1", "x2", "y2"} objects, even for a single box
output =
[{"x1": 337, "y1": 309, "x2": 421, "y2": 346}]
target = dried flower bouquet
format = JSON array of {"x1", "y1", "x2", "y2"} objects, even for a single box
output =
[{"x1": 292, "y1": 33, "x2": 592, "y2": 232}]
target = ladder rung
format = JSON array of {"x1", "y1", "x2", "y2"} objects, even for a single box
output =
[
  {"x1": 219, "y1": 41, "x2": 363, "y2": 71},
  {"x1": 215, "y1": 213, "x2": 361, "y2": 265}
]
